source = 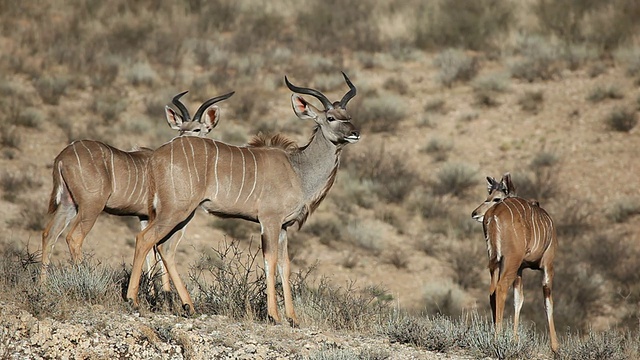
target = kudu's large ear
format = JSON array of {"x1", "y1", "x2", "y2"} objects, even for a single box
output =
[
  {"x1": 165, "y1": 106, "x2": 184, "y2": 130},
  {"x1": 486, "y1": 176, "x2": 499, "y2": 194},
  {"x1": 200, "y1": 105, "x2": 220, "y2": 134},
  {"x1": 291, "y1": 94, "x2": 319, "y2": 121},
  {"x1": 501, "y1": 172, "x2": 516, "y2": 196}
]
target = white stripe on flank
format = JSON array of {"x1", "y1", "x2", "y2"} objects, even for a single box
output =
[
  {"x1": 203, "y1": 138, "x2": 209, "y2": 187},
  {"x1": 108, "y1": 147, "x2": 117, "y2": 193},
  {"x1": 494, "y1": 215, "x2": 502, "y2": 261},
  {"x1": 170, "y1": 140, "x2": 176, "y2": 198},
  {"x1": 180, "y1": 139, "x2": 194, "y2": 197},
  {"x1": 126, "y1": 153, "x2": 138, "y2": 203},
  {"x1": 188, "y1": 138, "x2": 199, "y2": 184},
  {"x1": 245, "y1": 148, "x2": 258, "y2": 202},
  {"x1": 227, "y1": 144, "x2": 234, "y2": 198},
  {"x1": 213, "y1": 141, "x2": 220, "y2": 198},
  {"x1": 235, "y1": 148, "x2": 246, "y2": 204}
]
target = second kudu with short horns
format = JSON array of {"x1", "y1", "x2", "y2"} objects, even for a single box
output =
[
  {"x1": 471, "y1": 173, "x2": 559, "y2": 352},
  {"x1": 41, "y1": 91, "x2": 234, "y2": 281},
  {"x1": 125, "y1": 72, "x2": 359, "y2": 325}
]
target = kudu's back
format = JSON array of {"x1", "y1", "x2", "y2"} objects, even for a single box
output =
[
  {"x1": 51, "y1": 140, "x2": 152, "y2": 217},
  {"x1": 483, "y1": 197, "x2": 556, "y2": 265},
  {"x1": 148, "y1": 136, "x2": 302, "y2": 221}
]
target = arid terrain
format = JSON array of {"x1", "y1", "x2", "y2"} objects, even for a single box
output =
[{"x1": 1, "y1": 1, "x2": 639, "y2": 359}]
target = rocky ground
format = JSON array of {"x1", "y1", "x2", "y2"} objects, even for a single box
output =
[{"x1": 0, "y1": 302, "x2": 475, "y2": 360}]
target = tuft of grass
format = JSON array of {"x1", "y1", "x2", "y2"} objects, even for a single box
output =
[
  {"x1": 424, "y1": 98, "x2": 447, "y2": 114},
  {"x1": 509, "y1": 35, "x2": 561, "y2": 82},
  {"x1": 558, "y1": 329, "x2": 634, "y2": 360},
  {"x1": 16, "y1": 107, "x2": 44, "y2": 128},
  {"x1": 433, "y1": 48, "x2": 479, "y2": 87},
  {"x1": 382, "y1": 77, "x2": 409, "y2": 95},
  {"x1": 605, "y1": 107, "x2": 637, "y2": 132},
  {"x1": 44, "y1": 259, "x2": 119, "y2": 303}
]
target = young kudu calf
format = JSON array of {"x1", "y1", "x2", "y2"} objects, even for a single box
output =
[
  {"x1": 471, "y1": 173, "x2": 559, "y2": 352},
  {"x1": 41, "y1": 91, "x2": 234, "y2": 281},
  {"x1": 125, "y1": 72, "x2": 360, "y2": 325}
]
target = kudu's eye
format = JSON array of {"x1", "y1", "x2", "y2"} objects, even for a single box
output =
[
  {"x1": 327, "y1": 116, "x2": 336, "y2": 122},
  {"x1": 492, "y1": 198, "x2": 501, "y2": 202},
  {"x1": 193, "y1": 129, "x2": 201, "y2": 132}
]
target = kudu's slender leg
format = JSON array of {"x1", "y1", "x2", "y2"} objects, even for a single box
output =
[
  {"x1": 261, "y1": 220, "x2": 281, "y2": 324},
  {"x1": 513, "y1": 269, "x2": 524, "y2": 340},
  {"x1": 65, "y1": 201, "x2": 104, "y2": 263},
  {"x1": 41, "y1": 201, "x2": 76, "y2": 281},
  {"x1": 542, "y1": 265, "x2": 559, "y2": 352},
  {"x1": 493, "y1": 257, "x2": 521, "y2": 334},
  {"x1": 278, "y1": 228, "x2": 298, "y2": 326},
  {"x1": 156, "y1": 217, "x2": 194, "y2": 314}
]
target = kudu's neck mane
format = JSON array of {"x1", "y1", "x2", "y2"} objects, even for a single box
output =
[{"x1": 291, "y1": 126, "x2": 343, "y2": 228}]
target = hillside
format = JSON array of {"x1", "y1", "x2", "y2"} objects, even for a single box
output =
[{"x1": 1, "y1": 1, "x2": 639, "y2": 359}]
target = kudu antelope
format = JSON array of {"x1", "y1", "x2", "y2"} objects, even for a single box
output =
[
  {"x1": 471, "y1": 173, "x2": 559, "y2": 352},
  {"x1": 40, "y1": 91, "x2": 234, "y2": 282},
  {"x1": 125, "y1": 72, "x2": 360, "y2": 325}
]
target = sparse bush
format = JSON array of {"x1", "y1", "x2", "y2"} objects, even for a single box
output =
[
  {"x1": 385, "y1": 314, "x2": 463, "y2": 352},
  {"x1": 614, "y1": 47, "x2": 640, "y2": 77},
  {"x1": 91, "y1": 93, "x2": 128, "y2": 123},
  {"x1": 44, "y1": 259, "x2": 119, "y2": 303},
  {"x1": 433, "y1": 49, "x2": 479, "y2": 87},
  {"x1": 510, "y1": 35, "x2": 561, "y2": 82},
  {"x1": 385, "y1": 249, "x2": 408, "y2": 270},
  {"x1": 125, "y1": 61, "x2": 157, "y2": 87},
  {"x1": 421, "y1": 281, "x2": 466, "y2": 317},
  {"x1": 34, "y1": 76, "x2": 68, "y2": 105},
  {"x1": 296, "y1": 0, "x2": 383, "y2": 52},
  {"x1": 16, "y1": 107, "x2": 44, "y2": 128},
  {"x1": 464, "y1": 313, "x2": 540, "y2": 360},
  {"x1": 353, "y1": 95, "x2": 407, "y2": 133},
  {"x1": 587, "y1": 85, "x2": 624, "y2": 103},
  {"x1": 192, "y1": 239, "x2": 268, "y2": 321},
  {"x1": 472, "y1": 72, "x2": 510, "y2": 107},
  {"x1": 447, "y1": 239, "x2": 483, "y2": 290},
  {"x1": 209, "y1": 218, "x2": 255, "y2": 240},
  {"x1": 1, "y1": 171, "x2": 42, "y2": 203},
  {"x1": 298, "y1": 277, "x2": 392, "y2": 331},
  {"x1": 421, "y1": 137, "x2": 453, "y2": 162},
  {"x1": 304, "y1": 217, "x2": 344, "y2": 246},
  {"x1": 6, "y1": 200, "x2": 47, "y2": 231},
  {"x1": 605, "y1": 107, "x2": 637, "y2": 132},
  {"x1": 432, "y1": 163, "x2": 477, "y2": 197},
  {"x1": 518, "y1": 90, "x2": 545, "y2": 113},
  {"x1": 424, "y1": 98, "x2": 447, "y2": 114},
  {"x1": 415, "y1": 0, "x2": 514, "y2": 51},
  {"x1": 558, "y1": 329, "x2": 633, "y2": 360},
  {"x1": 514, "y1": 151, "x2": 560, "y2": 202},
  {"x1": 231, "y1": 11, "x2": 285, "y2": 53},
  {"x1": 382, "y1": 77, "x2": 409, "y2": 95},
  {"x1": 608, "y1": 199, "x2": 640, "y2": 223},
  {"x1": 0, "y1": 126, "x2": 21, "y2": 149}
]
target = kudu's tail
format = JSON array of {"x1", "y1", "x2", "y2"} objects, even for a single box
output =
[{"x1": 47, "y1": 160, "x2": 65, "y2": 214}]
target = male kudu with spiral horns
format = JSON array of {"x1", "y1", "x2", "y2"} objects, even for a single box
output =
[{"x1": 125, "y1": 72, "x2": 360, "y2": 325}]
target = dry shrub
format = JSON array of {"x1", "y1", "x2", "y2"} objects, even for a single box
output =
[
  {"x1": 433, "y1": 49, "x2": 479, "y2": 87},
  {"x1": 351, "y1": 94, "x2": 407, "y2": 133},
  {"x1": 518, "y1": 90, "x2": 545, "y2": 114},
  {"x1": 432, "y1": 163, "x2": 477, "y2": 198},
  {"x1": 605, "y1": 107, "x2": 637, "y2": 132},
  {"x1": 295, "y1": 0, "x2": 383, "y2": 52},
  {"x1": 415, "y1": 0, "x2": 514, "y2": 51}
]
